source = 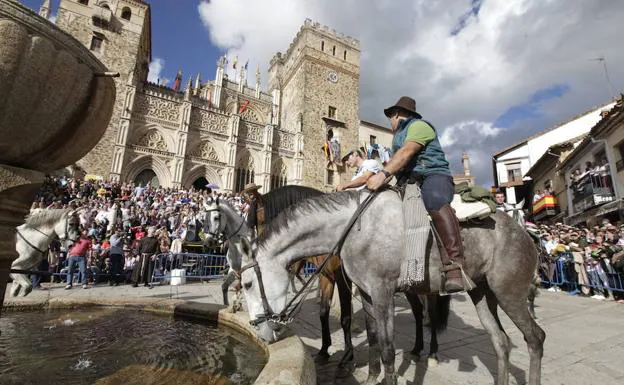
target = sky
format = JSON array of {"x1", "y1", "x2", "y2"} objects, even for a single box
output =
[{"x1": 22, "y1": 0, "x2": 624, "y2": 187}]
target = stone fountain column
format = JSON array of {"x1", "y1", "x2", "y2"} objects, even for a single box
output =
[{"x1": 0, "y1": 1, "x2": 116, "y2": 317}]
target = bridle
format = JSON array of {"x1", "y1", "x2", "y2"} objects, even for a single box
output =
[
  {"x1": 239, "y1": 189, "x2": 384, "y2": 330},
  {"x1": 16, "y1": 211, "x2": 78, "y2": 255},
  {"x1": 203, "y1": 200, "x2": 246, "y2": 242}
]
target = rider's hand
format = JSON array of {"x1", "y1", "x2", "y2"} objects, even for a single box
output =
[{"x1": 367, "y1": 172, "x2": 387, "y2": 191}]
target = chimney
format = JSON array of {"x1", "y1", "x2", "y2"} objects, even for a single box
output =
[{"x1": 462, "y1": 152, "x2": 471, "y2": 176}]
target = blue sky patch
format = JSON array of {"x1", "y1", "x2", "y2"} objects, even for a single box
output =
[
  {"x1": 451, "y1": 0, "x2": 483, "y2": 36},
  {"x1": 493, "y1": 83, "x2": 571, "y2": 128}
]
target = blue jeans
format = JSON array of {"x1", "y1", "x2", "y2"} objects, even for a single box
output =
[
  {"x1": 66, "y1": 255, "x2": 87, "y2": 285},
  {"x1": 420, "y1": 174, "x2": 454, "y2": 211}
]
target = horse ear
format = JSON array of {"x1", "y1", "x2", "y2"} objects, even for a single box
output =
[{"x1": 518, "y1": 199, "x2": 525, "y2": 209}]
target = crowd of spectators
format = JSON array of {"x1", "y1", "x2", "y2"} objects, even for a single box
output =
[
  {"x1": 527, "y1": 219, "x2": 624, "y2": 303},
  {"x1": 29, "y1": 175, "x2": 248, "y2": 289}
]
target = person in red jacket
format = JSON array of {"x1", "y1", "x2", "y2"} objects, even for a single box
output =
[{"x1": 65, "y1": 229, "x2": 91, "y2": 290}]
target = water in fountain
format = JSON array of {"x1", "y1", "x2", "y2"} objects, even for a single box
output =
[{"x1": 0, "y1": 307, "x2": 267, "y2": 385}]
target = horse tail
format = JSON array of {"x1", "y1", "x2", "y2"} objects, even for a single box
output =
[{"x1": 431, "y1": 294, "x2": 451, "y2": 333}]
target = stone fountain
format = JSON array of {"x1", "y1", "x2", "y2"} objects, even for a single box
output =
[{"x1": 0, "y1": 0, "x2": 116, "y2": 317}]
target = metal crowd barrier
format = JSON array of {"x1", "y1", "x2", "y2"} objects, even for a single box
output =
[
  {"x1": 539, "y1": 251, "x2": 624, "y2": 294},
  {"x1": 150, "y1": 253, "x2": 228, "y2": 285}
]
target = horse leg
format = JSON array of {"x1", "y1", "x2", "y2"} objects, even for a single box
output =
[
  {"x1": 360, "y1": 290, "x2": 381, "y2": 385},
  {"x1": 372, "y1": 288, "x2": 398, "y2": 385},
  {"x1": 492, "y1": 282, "x2": 546, "y2": 385},
  {"x1": 469, "y1": 285, "x2": 510, "y2": 385},
  {"x1": 404, "y1": 289, "x2": 424, "y2": 359},
  {"x1": 315, "y1": 275, "x2": 334, "y2": 363},
  {"x1": 335, "y1": 267, "x2": 355, "y2": 378},
  {"x1": 426, "y1": 294, "x2": 447, "y2": 367}
]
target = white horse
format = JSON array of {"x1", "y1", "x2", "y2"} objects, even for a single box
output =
[{"x1": 10, "y1": 209, "x2": 80, "y2": 297}]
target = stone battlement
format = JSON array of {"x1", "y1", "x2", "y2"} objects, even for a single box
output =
[{"x1": 269, "y1": 18, "x2": 360, "y2": 68}]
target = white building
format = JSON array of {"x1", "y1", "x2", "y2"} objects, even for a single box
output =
[{"x1": 492, "y1": 101, "x2": 616, "y2": 204}]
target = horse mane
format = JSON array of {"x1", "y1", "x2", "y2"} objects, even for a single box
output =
[
  {"x1": 261, "y1": 185, "x2": 325, "y2": 227},
  {"x1": 257, "y1": 190, "x2": 358, "y2": 246},
  {"x1": 24, "y1": 209, "x2": 71, "y2": 229}
]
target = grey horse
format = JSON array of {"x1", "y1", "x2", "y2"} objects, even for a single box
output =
[
  {"x1": 203, "y1": 194, "x2": 450, "y2": 376},
  {"x1": 237, "y1": 189, "x2": 545, "y2": 385}
]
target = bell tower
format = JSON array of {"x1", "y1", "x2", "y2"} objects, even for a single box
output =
[
  {"x1": 54, "y1": 0, "x2": 151, "y2": 179},
  {"x1": 268, "y1": 19, "x2": 360, "y2": 190}
]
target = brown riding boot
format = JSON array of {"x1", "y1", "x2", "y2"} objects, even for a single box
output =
[{"x1": 429, "y1": 204, "x2": 466, "y2": 293}]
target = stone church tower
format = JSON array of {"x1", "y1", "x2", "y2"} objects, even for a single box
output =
[
  {"x1": 268, "y1": 19, "x2": 360, "y2": 188},
  {"x1": 53, "y1": 0, "x2": 151, "y2": 179},
  {"x1": 42, "y1": 2, "x2": 360, "y2": 192}
]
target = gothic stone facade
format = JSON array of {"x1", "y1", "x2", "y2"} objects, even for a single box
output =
[{"x1": 53, "y1": 1, "x2": 360, "y2": 193}]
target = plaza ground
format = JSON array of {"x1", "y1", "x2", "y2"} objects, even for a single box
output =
[{"x1": 3, "y1": 280, "x2": 623, "y2": 385}]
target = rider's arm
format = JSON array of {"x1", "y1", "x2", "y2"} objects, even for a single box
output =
[{"x1": 340, "y1": 171, "x2": 376, "y2": 189}]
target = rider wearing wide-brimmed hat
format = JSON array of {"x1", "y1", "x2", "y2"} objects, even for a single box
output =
[
  {"x1": 367, "y1": 96, "x2": 467, "y2": 293},
  {"x1": 240, "y1": 182, "x2": 265, "y2": 236}
]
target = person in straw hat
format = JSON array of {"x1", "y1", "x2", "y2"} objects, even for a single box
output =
[
  {"x1": 367, "y1": 96, "x2": 468, "y2": 293},
  {"x1": 240, "y1": 182, "x2": 264, "y2": 237}
]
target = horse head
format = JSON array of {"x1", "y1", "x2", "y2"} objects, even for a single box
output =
[
  {"x1": 202, "y1": 196, "x2": 225, "y2": 242},
  {"x1": 58, "y1": 210, "x2": 80, "y2": 242},
  {"x1": 238, "y1": 237, "x2": 289, "y2": 343}
]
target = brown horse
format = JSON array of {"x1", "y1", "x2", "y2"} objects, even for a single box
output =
[{"x1": 247, "y1": 185, "x2": 449, "y2": 376}]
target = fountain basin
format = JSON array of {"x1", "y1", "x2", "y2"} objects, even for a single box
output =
[
  {"x1": 3, "y1": 296, "x2": 316, "y2": 385},
  {"x1": 0, "y1": 0, "x2": 116, "y2": 172}
]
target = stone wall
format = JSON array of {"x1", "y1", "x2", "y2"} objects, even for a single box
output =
[{"x1": 55, "y1": 0, "x2": 147, "y2": 179}]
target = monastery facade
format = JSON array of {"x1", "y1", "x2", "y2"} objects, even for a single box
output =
[{"x1": 41, "y1": 0, "x2": 361, "y2": 193}]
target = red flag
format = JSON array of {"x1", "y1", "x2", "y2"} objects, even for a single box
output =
[{"x1": 239, "y1": 100, "x2": 250, "y2": 114}]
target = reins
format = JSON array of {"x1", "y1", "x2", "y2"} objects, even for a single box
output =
[{"x1": 241, "y1": 188, "x2": 385, "y2": 327}]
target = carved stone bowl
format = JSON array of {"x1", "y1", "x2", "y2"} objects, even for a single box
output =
[{"x1": 0, "y1": 1, "x2": 115, "y2": 172}]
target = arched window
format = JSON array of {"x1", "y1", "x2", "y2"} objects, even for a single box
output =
[
  {"x1": 79, "y1": 0, "x2": 89, "y2": 5},
  {"x1": 321, "y1": 41, "x2": 324, "y2": 51},
  {"x1": 332, "y1": 46, "x2": 336, "y2": 56},
  {"x1": 343, "y1": 50, "x2": 347, "y2": 60},
  {"x1": 235, "y1": 168, "x2": 255, "y2": 193},
  {"x1": 101, "y1": 4, "x2": 110, "y2": 10},
  {"x1": 121, "y1": 7, "x2": 132, "y2": 20}
]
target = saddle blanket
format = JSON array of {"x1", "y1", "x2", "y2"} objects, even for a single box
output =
[{"x1": 450, "y1": 194, "x2": 492, "y2": 222}]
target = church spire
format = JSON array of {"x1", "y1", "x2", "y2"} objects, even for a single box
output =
[
  {"x1": 255, "y1": 66, "x2": 261, "y2": 99},
  {"x1": 193, "y1": 73, "x2": 201, "y2": 96},
  {"x1": 39, "y1": 0, "x2": 51, "y2": 20},
  {"x1": 184, "y1": 78, "x2": 192, "y2": 100}
]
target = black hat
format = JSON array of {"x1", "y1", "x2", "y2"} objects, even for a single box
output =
[{"x1": 384, "y1": 96, "x2": 422, "y2": 118}]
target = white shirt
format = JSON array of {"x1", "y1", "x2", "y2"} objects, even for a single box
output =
[{"x1": 352, "y1": 159, "x2": 382, "y2": 191}]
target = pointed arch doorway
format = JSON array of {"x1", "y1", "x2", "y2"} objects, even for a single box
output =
[
  {"x1": 134, "y1": 169, "x2": 159, "y2": 187},
  {"x1": 192, "y1": 177, "x2": 210, "y2": 190}
]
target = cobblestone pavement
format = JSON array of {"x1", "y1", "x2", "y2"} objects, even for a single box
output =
[{"x1": 3, "y1": 281, "x2": 624, "y2": 385}]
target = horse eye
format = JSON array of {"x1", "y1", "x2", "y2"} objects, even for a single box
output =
[{"x1": 243, "y1": 281, "x2": 252, "y2": 290}]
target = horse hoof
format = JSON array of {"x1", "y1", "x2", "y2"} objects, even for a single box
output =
[
  {"x1": 335, "y1": 361, "x2": 356, "y2": 378},
  {"x1": 364, "y1": 375, "x2": 378, "y2": 385},
  {"x1": 10, "y1": 284, "x2": 21, "y2": 297},
  {"x1": 427, "y1": 355, "x2": 439, "y2": 367},
  {"x1": 410, "y1": 350, "x2": 421, "y2": 361},
  {"x1": 314, "y1": 352, "x2": 330, "y2": 364}
]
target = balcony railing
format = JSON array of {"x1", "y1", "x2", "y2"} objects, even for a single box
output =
[
  {"x1": 570, "y1": 171, "x2": 615, "y2": 213},
  {"x1": 531, "y1": 194, "x2": 560, "y2": 221}
]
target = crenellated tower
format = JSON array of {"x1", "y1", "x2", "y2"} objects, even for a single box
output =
[
  {"x1": 53, "y1": 0, "x2": 151, "y2": 180},
  {"x1": 268, "y1": 19, "x2": 361, "y2": 189}
]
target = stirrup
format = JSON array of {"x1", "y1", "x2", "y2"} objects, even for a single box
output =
[{"x1": 439, "y1": 262, "x2": 476, "y2": 296}]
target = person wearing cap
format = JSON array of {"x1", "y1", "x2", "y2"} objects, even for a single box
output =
[
  {"x1": 367, "y1": 96, "x2": 466, "y2": 293},
  {"x1": 240, "y1": 182, "x2": 265, "y2": 237},
  {"x1": 336, "y1": 148, "x2": 382, "y2": 191}
]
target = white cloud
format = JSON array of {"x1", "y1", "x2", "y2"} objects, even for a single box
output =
[
  {"x1": 147, "y1": 57, "x2": 167, "y2": 85},
  {"x1": 197, "y1": 0, "x2": 624, "y2": 184}
]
